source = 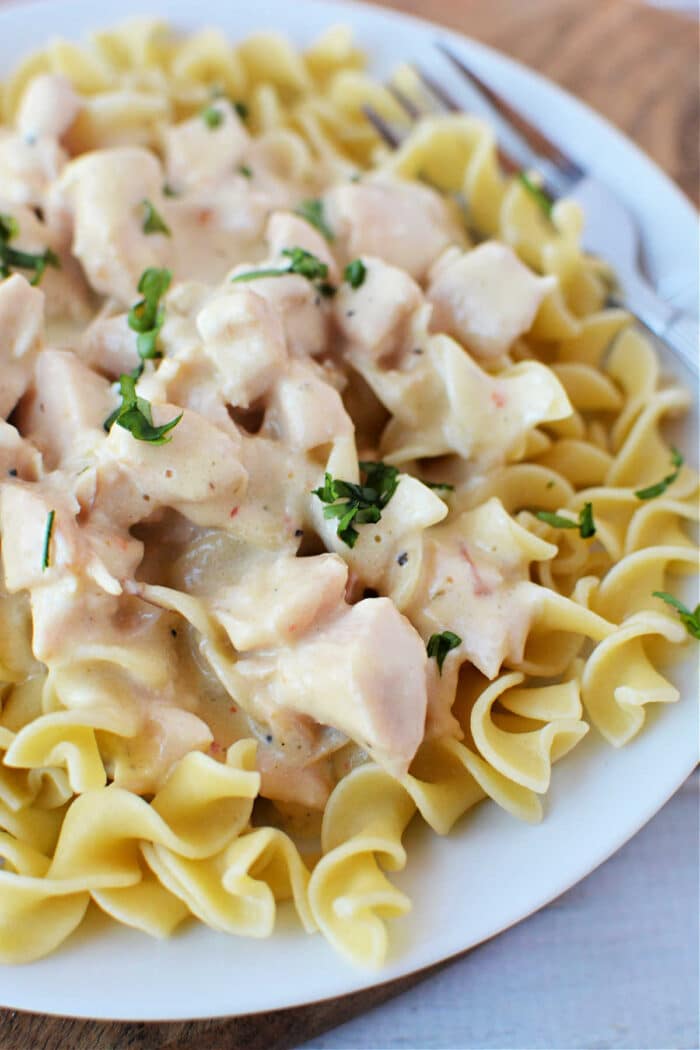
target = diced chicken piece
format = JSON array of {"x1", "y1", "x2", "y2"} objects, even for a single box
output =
[
  {"x1": 256, "y1": 749, "x2": 334, "y2": 810},
  {"x1": 17, "y1": 350, "x2": 116, "y2": 469},
  {"x1": 0, "y1": 132, "x2": 67, "y2": 207},
  {"x1": 197, "y1": 287, "x2": 287, "y2": 407},
  {"x1": 80, "y1": 310, "x2": 139, "y2": 378},
  {"x1": 17, "y1": 74, "x2": 81, "y2": 142},
  {"x1": 333, "y1": 255, "x2": 423, "y2": 365},
  {"x1": 212, "y1": 554, "x2": 348, "y2": 651},
  {"x1": 265, "y1": 211, "x2": 338, "y2": 280},
  {"x1": 0, "y1": 275, "x2": 45, "y2": 418},
  {"x1": 98, "y1": 404, "x2": 248, "y2": 529},
  {"x1": 234, "y1": 271, "x2": 329, "y2": 358},
  {"x1": 59, "y1": 147, "x2": 171, "y2": 303},
  {"x1": 407, "y1": 499, "x2": 556, "y2": 679},
  {"x1": 0, "y1": 419, "x2": 42, "y2": 481},
  {"x1": 324, "y1": 176, "x2": 462, "y2": 280},
  {"x1": 236, "y1": 597, "x2": 428, "y2": 777},
  {"x1": 162, "y1": 101, "x2": 249, "y2": 193},
  {"x1": 427, "y1": 242, "x2": 556, "y2": 363},
  {"x1": 262, "y1": 359, "x2": 353, "y2": 452},
  {"x1": 110, "y1": 705, "x2": 213, "y2": 794},
  {"x1": 138, "y1": 349, "x2": 240, "y2": 445}
]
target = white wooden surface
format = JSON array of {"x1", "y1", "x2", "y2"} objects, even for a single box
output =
[{"x1": 301, "y1": 771, "x2": 699, "y2": 1050}]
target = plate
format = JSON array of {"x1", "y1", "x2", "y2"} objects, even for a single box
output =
[{"x1": 0, "y1": 0, "x2": 697, "y2": 1022}]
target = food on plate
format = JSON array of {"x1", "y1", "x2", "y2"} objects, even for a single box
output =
[{"x1": 0, "y1": 19, "x2": 697, "y2": 968}]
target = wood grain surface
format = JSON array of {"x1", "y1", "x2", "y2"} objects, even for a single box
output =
[{"x1": 1, "y1": 2, "x2": 697, "y2": 1049}]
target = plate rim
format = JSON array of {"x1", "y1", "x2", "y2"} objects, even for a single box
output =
[{"x1": 0, "y1": 0, "x2": 697, "y2": 1022}]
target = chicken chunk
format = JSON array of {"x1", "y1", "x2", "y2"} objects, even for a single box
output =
[
  {"x1": 98, "y1": 403, "x2": 248, "y2": 529},
  {"x1": 197, "y1": 287, "x2": 288, "y2": 407},
  {"x1": 161, "y1": 100, "x2": 249, "y2": 193},
  {"x1": 212, "y1": 553, "x2": 348, "y2": 651},
  {"x1": 265, "y1": 210, "x2": 338, "y2": 279},
  {"x1": 427, "y1": 242, "x2": 556, "y2": 364},
  {"x1": 17, "y1": 74, "x2": 81, "y2": 142},
  {"x1": 17, "y1": 350, "x2": 116, "y2": 469},
  {"x1": 261, "y1": 359, "x2": 353, "y2": 452},
  {"x1": 59, "y1": 147, "x2": 171, "y2": 303},
  {"x1": 0, "y1": 275, "x2": 45, "y2": 419},
  {"x1": 333, "y1": 255, "x2": 423, "y2": 365},
  {"x1": 324, "y1": 176, "x2": 462, "y2": 280},
  {"x1": 235, "y1": 596, "x2": 428, "y2": 777}
]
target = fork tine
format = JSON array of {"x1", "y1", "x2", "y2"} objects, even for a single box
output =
[
  {"x1": 436, "y1": 41, "x2": 584, "y2": 179},
  {"x1": 386, "y1": 83, "x2": 423, "y2": 120},
  {"x1": 362, "y1": 104, "x2": 403, "y2": 148},
  {"x1": 413, "y1": 63, "x2": 521, "y2": 177}
]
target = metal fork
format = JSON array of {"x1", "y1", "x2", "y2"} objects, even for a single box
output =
[{"x1": 363, "y1": 42, "x2": 698, "y2": 374}]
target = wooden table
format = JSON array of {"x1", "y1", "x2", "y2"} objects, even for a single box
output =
[{"x1": 1, "y1": 2, "x2": 697, "y2": 1048}]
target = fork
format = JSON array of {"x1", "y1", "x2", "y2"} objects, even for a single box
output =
[{"x1": 363, "y1": 42, "x2": 699, "y2": 375}]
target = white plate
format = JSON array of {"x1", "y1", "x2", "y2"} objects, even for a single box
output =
[{"x1": 0, "y1": 0, "x2": 697, "y2": 1022}]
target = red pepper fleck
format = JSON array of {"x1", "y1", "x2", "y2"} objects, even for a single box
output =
[
  {"x1": 459, "y1": 542, "x2": 490, "y2": 596},
  {"x1": 491, "y1": 389, "x2": 507, "y2": 408},
  {"x1": 229, "y1": 506, "x2": 239, "y2": 518}
]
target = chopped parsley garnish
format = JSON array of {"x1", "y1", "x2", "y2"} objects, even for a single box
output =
[
  {"x1": 127, "y1": 267, "x2": 172, "y2": 372},
  {"x1": 344, "y1": 258, "x2": 367, "y2": 289},
  {"x1": 41, "y1": 509, "x2": 55, "y2": 571},
  {"x1": 425, "y1": 481, "x2": 454, "y2": 493},
  {"x1": 312, "y1": 460, "x2": 400, "y2": 548},
  {"x1": 536, "y1": 501, "x2": 596, "y2": 539},
  {"x1": 635, "y1": 448, "x2": 684, "y2": 500},
  {"x1": 162, "y1": 183, "x2": 178, "y2": 198},
  {"x1": 653, "y1": 591, "x2": 700, "y2": 640},
  {"x1": 141, "y1": 199, "x2": 171, "y2": 237},
  {"x1": 103, "y1": 372, "x2": 182, "y2": 444},
  {"x1": 426, "y1": 631, "x2": 462, "y2": 674},
  {"x1": 238, "y1": 164, "x2": 253, "y2": 178},
  {"x1": 295, "y1": 198, "x2": 334, "y2": 241},
  {"x1": 201, "y1": 105, "x2": 224, "y2": 129},
  {"x1": 517, "y1": 172, "x2": 553, "y2": 219},
  {"x1": 0, "y1": 212, "x2": 60, "y2": 286},
  {"x1": 231, "y1": 247, "x2": 336, "y2": 296},
  {"x1": 234, "y1": 100, "x2": 249, "y2": 121}
]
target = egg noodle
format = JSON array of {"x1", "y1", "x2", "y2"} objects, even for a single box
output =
[{"x1": 0, "y1": 20, "x2": 697, "y2": 967}]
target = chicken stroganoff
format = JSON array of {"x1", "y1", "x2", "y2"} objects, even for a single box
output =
[{"x1": 0, "y1": 21, "x2": 697, "y2": 967}]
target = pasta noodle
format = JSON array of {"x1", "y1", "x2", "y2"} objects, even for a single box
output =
[{"x1": 0, "y1": 19, "x2": 697, "y2": 969}]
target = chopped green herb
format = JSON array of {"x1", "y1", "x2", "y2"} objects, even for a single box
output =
[
  {"x1": 104, "y1": 372, "x2": 182, "y2": 444},
  {"x1": 344, "y1": 258, "x2": 367, "y2": 289},
  {"x1": 295, "y1": 198, "x2": 334, "y2": 241},
  {"x1": 162, "y1": 183, "x2": 178, "y2": 198},
  {"x1": 0, "y1": 211, "x2": 60, "y2": 286},
  {"x1": 232, "y1": 246, "x2": 336, "y2": 296},
  {"x1": 517, "y1": 171, "x2": 553, "y2": 219},
  {"x1": 201, "y1": 105, "x2": 224, "y2": 129},
  {"x1": 635, "y1": 448, "x2": 684, "y2": 500},
  {"x1": 234, "y1": 100, "x2": 249, "y2": 121},
  {"x1": 426, "y1": 631, "x2": 462, "y2": 674},
  {"x1": 238, "y1": 164, "x2": 253, "y2": 178},
  {"x1": 127, "y1": 267, "x2": 171, "y2": 368},
  {"x1": 141, "y1": 199, "x2": 171, "y2": 237},
  {"x1": 652, "y1": 591, "x2": 700, "y2": 640},
  {"x1": 425, "y1": 481, "x2": 454, "y2": 493},
  {"x1": 312, "y1": 460, "x2": 400, "y2": 548},
  {"x1": 535, "y1": 501, "x2": 596, "y2": 539},
  {"x1": 41, "y1": 509, "x2": 55, "y2": 571}
]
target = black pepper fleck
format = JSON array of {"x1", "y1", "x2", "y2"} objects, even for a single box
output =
[
  {"x1": 397, "y1": 551, "x2": 409, "y2": 566},
  {"x1": 8, "y1": 468, "x2": 17, "y2": 477},
  {"x1": 170, "y1": 628, "x2": 178, "y2": 638},
  {"x1": 265, "y1": 734, "x2": 273, "y2": 743},
  {"x1": 294, "y1": 528, "x2": 304, "y2": 537},
  {"x1": 413, "y1": 348, "x2": 423, "y2": 354},
  {"x1": 346, "y1": 309, "x2": 355, "y2": 318}
]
